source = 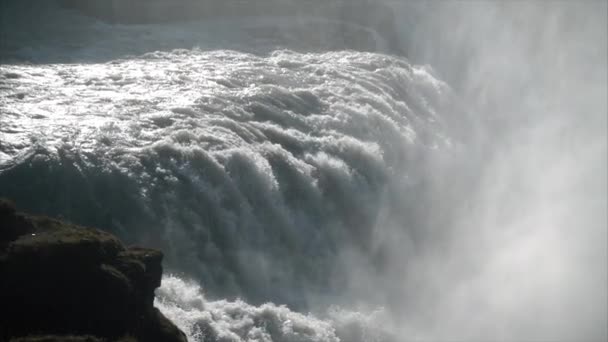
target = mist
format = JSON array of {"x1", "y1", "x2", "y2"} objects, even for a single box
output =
[
  {"x1": 334, "y1": 1, "x2": 608, "y2": 341},
  {"x1": 0, "y1": 0, "x2": 606, "y2": 341}
]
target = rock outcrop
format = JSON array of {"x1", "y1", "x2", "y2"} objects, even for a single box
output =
[{"x1": 0, "y1": 199, "x2": 187, "y2": 342}]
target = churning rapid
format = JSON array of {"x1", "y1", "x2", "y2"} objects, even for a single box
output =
[{"x1": 1, "y1": 1, "x2": 606, "y2": 341}]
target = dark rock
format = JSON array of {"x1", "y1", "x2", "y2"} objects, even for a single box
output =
[
  {"x1": 10, "y1": 335, "x2": 106, "y2": 342},
  {"x1": 0, "y1": 199, "x2": 187, "y2": 342},
  {"x1": 11, "y1": 336, "x2": 138, "y2": 342},
  {"x1": 0, "y1": 198, "x2": 35, "y2": 249}
]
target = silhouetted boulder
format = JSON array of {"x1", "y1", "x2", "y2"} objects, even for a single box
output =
[{"x1": 0, "y1": 199, "x2": 187, "y2": 342}]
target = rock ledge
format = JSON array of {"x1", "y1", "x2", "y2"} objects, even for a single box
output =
[{"x1": 0, "y1": 199, "x2": 187, "y2": 342}]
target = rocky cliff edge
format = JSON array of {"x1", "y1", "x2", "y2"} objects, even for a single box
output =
[{"x1": 0, "y1": 199, "x2": 187, "y2": 342}]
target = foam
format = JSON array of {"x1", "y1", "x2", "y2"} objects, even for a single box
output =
[
  {"x1": 0, "y1": 46, "x2": 450, "y2": 307},
  {"x1": 155, "y1": 275, "x2": 394, "y2": 342}
]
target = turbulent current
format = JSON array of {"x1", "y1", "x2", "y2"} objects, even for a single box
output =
[
  {"x1": 1, "y1": 1, "x2": 606, "y2": 341},
  {"x1": 0, "y1": 3, "x2": 452, "y2": 341}
]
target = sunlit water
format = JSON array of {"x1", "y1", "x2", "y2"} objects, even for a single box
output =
[
  {"x1": 1, "y1": 1, "x2": 606, "y2": 341},
  {"x1": 0, "y1": 4, "x2": 453, "y2": 341}
]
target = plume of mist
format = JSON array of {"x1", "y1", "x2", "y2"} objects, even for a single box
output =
[
  {"x1": 331, "y1": 1, "x2": 607, "y2": 341},
  {"x1": 0, "y1": 1, "x2": 605, "y2": 340}
]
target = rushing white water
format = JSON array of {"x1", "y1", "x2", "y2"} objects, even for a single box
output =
[
  {"x1": 1, "y1": 1, "x2": 606, "y2": 341},
  {"x1": 155, "y1": 275, "x2": 394, "y2": 342},
  {"x1": 0, "y1": 46, "x2": 451, "y2": 309},
  {"x1": 0, "y1": 1, "x2": 454, "y2": 331}
]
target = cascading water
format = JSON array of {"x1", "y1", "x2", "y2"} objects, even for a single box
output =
[{"x1": 1, "y1": 1, "x2": 606, "y2": 341}]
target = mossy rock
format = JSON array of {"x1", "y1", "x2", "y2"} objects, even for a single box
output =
[{"x1": 0, "y1": 199, "x2": 187, "y2": 342}]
